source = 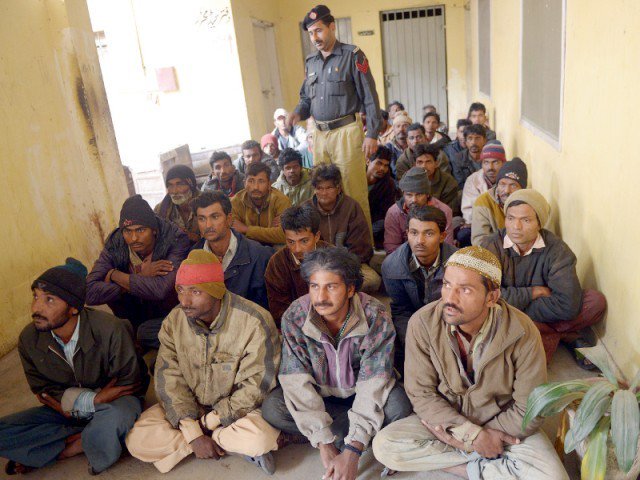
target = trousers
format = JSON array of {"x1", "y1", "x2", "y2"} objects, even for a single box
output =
[
  {"x1": 0, "y1": 395, "x2": 141, "y2": 473},
  {"x1": 372, "y1": 414, "x2": 569, "y2": 479},
  {"x1": 125, "y1": 404, "x2": 280, "y2": 473}
]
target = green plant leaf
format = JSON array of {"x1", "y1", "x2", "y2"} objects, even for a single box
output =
[
  {"x1": 522, "y1": 380, "x2": 593, "y2": 432},
  {"x1": 581, "y1": 416, "x2": 610, "y2": 480},
  {"x1": 610, "y1": 389, "x2": 640, "y2": 473},
  {"x1": 565, "y1": 381, "x2": 616, "y2": 453},
  {"x1": 576, "y1": 345, "x2": 622, "y2": 386}
]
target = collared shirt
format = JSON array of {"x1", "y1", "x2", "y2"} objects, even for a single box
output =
[
  {"x1": 203, "y1": 232, "x2": 238, "y2": 271},
  {"x1": 503, "y1": 233, "x2": 546, "y2": 256},
  {"x1": 52, "y1": 319, "x2": 96, "y2": 417},
  {"x1": 294, "y1": 41, "x2": 381, "y2": 138},
  {"x1": 409, "y1": 250, "x2": 441, "y2": 304}
]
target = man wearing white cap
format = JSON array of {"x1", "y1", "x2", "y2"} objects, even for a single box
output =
[
  {"x1": 373, "y1": 246, "x2": 568, "y2": 479},
  {"x1": 272, "y1": 108, "x2": 308, "y2": 153}
]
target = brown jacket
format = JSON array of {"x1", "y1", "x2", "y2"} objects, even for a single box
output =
[
  {"x1": 265, "y1": 240, "x2": 331, "y2": 327},
  {"x1": 405, "y1": 298, "x2": 546, "y2": 439},
  {"x1": 302, "y1": 194, "x2": 373, "y2": 263},
  {"x1": 231, "y1": 188, "x2": 291, "y2": 245}
]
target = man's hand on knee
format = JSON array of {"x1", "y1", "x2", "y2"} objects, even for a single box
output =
[
  {"x1": 472, "y1": 428, "x2": 519, "y2": 459},
  {"x1": 94, "y1": 378, "x2": 140, "y2": 405},
  {"x1": 421, "y1": 421, "x2": 465, "y2": 450},
  {"x1": 190, "y1": 435, "x2": 225, "y2": 460}
]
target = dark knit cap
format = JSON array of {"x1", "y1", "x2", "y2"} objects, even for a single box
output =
[
  {"x1": 31, "y1": 258, "x2": 88, "y2": 310},
  {"x1": 496, "y1": 157, "x2": 528, "y2": 188},
  {"x1": 119, "y1": 194, "x2": 158, "y2": 230},
  {"x1": 303, "y1": 5, "x2": 332, "y2": 31},
  {"x1": 399, "y1": 167, "x2": 431, "y2": 195},
  {"x1": 165, "y1": 165, "x2": 197, "y2": 193}
]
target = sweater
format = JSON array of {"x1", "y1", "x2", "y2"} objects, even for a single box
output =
[
  {"x1": 471, "y1": 187, "x2": 504, "y2": 248},
  {"x1": 429, "y1": 168, "x2": 460, "y2": 214},
  {"x1": 405, "y1": 299, "x2": 546, "y2": 439},
  {"x1": 450, "y1": 149, "x2": 482, "y2": 189},
  {"x1": 265, "y1": 240, "x2": 331, "y2": 327},
  {"x1": 231, "y1": 188, "x2": 291, "y2": 245},
  {"x1": 279, "y1": 293, "x2": 396, "y2": 447},
  {"x1": 383, "y1": 198, "x2": 454, "y2": 254},
  {"x1": 272, "y1": 169, "x2": 314, "y2": 206},
  {"x1": 461, "y1": 170, "x2": 491, "y2": 223},
  {"x1": 86, "y1": 217, "x2": 191, "y2": 325},
  {"x1": 302, "y1": 194, "x2": 373, "y2": 263},
  {"x1": 19, "y1": 308, "x2": 149, "y2": 409},
  {"x1": 368, "y1": 174, "x2": 400, "y2": 224},
  {"x1": 486, "y1": 229, "x2": 584, "y2": 324},
  {"x1": 192, "y1": 230, "x2": 274, "y2": 310}
]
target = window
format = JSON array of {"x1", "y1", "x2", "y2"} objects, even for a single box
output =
[
  {"x1": 477, "y1": 0, "x2": 491, "y2": 97},
  {"x1": 299, "y1": 17, "x2": 353, "y2": 62},
  {"x1": 521, "y1": 0, "x2": 565, "y2": 145}
]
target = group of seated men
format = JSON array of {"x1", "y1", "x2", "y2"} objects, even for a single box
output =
[{"x1": 0, "y1": 99, "x2": 607, "y2": 480}]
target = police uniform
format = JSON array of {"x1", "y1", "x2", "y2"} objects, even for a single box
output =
[{"x1": 295, "y1": 6, "x2": 382, "y2": 234}]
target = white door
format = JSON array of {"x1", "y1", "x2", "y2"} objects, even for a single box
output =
[
  {"x1": 381, "y1": 6, "x2": 448, "y2": 124},
  {"x1": 252, "y1": 19, "x2": 284, "y2": 133}
]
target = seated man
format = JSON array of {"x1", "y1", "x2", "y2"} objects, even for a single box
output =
[
  {"x1": 468, "y1": 101, "x2": 497, "y2": 141},
  {"x1": 201, "y1": 151, "x2": 245, "y2": 197},
  {"x1": 472, "y1": 158, "x2": 527, "y2": 247},
  {"x1": 450, "y1": 124, "x2": 488, "y2": 189},
  {"x1": 262, "y1": 247, "x2": 412, "y2": 480},
  {"x1": 234, "y1": 139, "x2": 280, "y2": 182},
  {"x1": 0, "y1": 259, "x2": 148, "y2": 475},
  {"x1": 272, "y1": 147, "x2": 313, "y2": 206},
  {"x1": 423, "y1": 111, "x2": 450, "y2": 145},
  {"x1": 458, "y1": 141, "x2": 506, "y2": 247},
  {"x1": 378, "y1": 109, "x2": 394, "y2": 145},
  {"x1": 301, "y1": 127, "x2": 314, "y2": 169},
  {"x1": 302, "y1": 164, "x2": 381, "y2": 293},
  {"x1": 86, "y1": 194, "x2": 191, "y2": 350},
  {"x1": 443, "y1": 118, "x2": 471, "y2": 163},
  {"x1": 395, "y1": 123, "x2": 426, "y2": 181},
  {"x1": 366, "y1": 145, "x2": 399, "y2": 249},
  {"x1": 261, "y1": 133, "x2": 281, "y2": 163},
  {"x1": 373, "y1": 246, "x2": 568, "y2": 479},
  {"x1": 265, "y1": 204, "x2": 330, "y2": 327},
  {"x1": 385, "y1": 112, "x2": 411, "y2": 177},
  {"x1": 126, "y1": 250, "x2": 281, "y2": 474},
  {"x1": 231, "y1": 162, "x2": 292, "y2": 246},
  {"x1": 155, "y1": 165, "x2": 202, "y2": 243},
  {"x1": 382, "y1": 206, "x2": 458, "y2": 370},
  {"x1": 384, "y1": 167, "x2": 454, "y2": 254},
  {"x1": 486, "y1": 189, "x2": 607, "y2": 364},
  {"x1": 272, "y1": 107, "x2": 308, "y2": 153},
  {"x1": 192, "y1": 191, "x2": 273, "y2": 309},
  {"x1": 414, "y1": 143, "x2": 459, "y2": 213}
]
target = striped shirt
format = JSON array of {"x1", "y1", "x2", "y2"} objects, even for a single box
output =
[{"x1": 52, "y1": 319, "x2": 96, "y2": 418}]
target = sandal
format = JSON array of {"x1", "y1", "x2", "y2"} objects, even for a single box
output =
[{"x1": 5, "y1": 461, "x2": 35, "y2": 475}]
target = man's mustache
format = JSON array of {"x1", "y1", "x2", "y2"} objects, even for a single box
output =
[
  {"x1": 32, "y1": 313, "x2": 47, "y2": 321},
  {"x1": 314, "y1": 302, "x2": 333, "y2": 308},
  {"x1": 204, "y1": 228, "x2": 216, "y2": 234},
  {"x1": 443, "y1": 302, "x2": 463, "y2": 313}
]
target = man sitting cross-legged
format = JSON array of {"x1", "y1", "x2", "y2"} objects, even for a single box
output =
[
  {"x1": 262, "y1": 247, "x2": 412, "y2": 480},
  {"x1": 382, "y1": 206, "x2": 458, "y2": 371},
  {"x1": 0, "y1": 258, "x2": 148, "y2": 476},
  {"x1": 486, "y1": 189, "x2": 607, "y2": 365},
  {"x1": 191, "y1": 191, "x2": 273, "y2": 310},
  {"x1": 126, "y1": 250, "x2": 281, "y2": 474},
  {"x1": 265, "y1": 204, "x2": 330, "y2": 327},
  {"x1": 373, "y1": 246, "x2": 569, "y2": 479}
]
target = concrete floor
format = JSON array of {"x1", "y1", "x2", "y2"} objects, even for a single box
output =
[{"x1": 0, "y1": 341, "x2": 590, "y2": 479}]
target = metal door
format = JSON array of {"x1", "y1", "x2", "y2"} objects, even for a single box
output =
[
  {"x1": 381, "y1": 6, "x2": 448, "y2": 124},
  {"x1": 252, "y1": 19, "x2": 284, "y2": 133}
]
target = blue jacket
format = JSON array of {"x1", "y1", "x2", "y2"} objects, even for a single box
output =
[
  {"x1": 381, "y1": 241, "x2": 458, "y2": 343},
  {"x1": 192, "y1": 230, "x2": 273, "y2": 310}
]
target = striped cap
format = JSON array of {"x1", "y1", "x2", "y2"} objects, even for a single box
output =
[
  {"x1": 480, "y1": 140, "x2": 506, "y2": 162},
  {"x1": 445, "y1": 246, "x2": 502, "y2": 286}
]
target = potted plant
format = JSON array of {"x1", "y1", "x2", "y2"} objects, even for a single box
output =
[{"x1": 523, "y1": 344, "x2": 640, "y2": 480}]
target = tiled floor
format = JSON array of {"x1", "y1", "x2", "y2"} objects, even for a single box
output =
[{"x1": 0, "y1": 342, "x2": 591, "y2": 479}]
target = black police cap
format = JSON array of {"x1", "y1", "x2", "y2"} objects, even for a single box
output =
[{"x1": 302, "y1": 5, "x2": 332, "y2": 31}]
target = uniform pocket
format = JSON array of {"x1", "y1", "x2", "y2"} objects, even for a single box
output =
[
  {"x1": 327, "y1": 79, "x2": 347, "y2": 96},
  {"x1": 210, "y1": 352, "x2": 240, "y2": 394},
  {"x1": 306, "y1": 75, "x2": 318, "y2": 99}
]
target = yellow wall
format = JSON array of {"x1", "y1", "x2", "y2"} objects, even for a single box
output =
[
  {"x1": 469, "y1": 0, "x2": 640, "y2": 374},
  {"x1": 0, "y1": 0, "x2": 128, "y2": 356},
  {"x1": 230, "y1": 0, "x2": 470, "y2": 137}
]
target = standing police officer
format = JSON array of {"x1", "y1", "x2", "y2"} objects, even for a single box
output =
[{"x1": 287, "y1": 5, "x2": 382, "y2": 234}]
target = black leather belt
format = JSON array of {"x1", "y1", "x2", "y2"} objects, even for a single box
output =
[{"x1": 315, "y1": 114, "x2": 356, "y2": 132}]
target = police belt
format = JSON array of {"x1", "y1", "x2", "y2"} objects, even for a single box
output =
[{"x1": 314, "y1": 114, "x2": 356, "y2": 132}]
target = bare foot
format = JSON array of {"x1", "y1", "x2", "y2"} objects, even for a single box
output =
[
  {"x1": 58, "y1": 434, "x2": 84, "y2": 459},
  {"x1": 5, "y1": 460, "x2": 35, "y2": 475}
]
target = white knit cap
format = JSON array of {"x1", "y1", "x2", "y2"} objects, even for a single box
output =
[{"x1": 445, "y1": 246, "x2": 502, "y2": 286}]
